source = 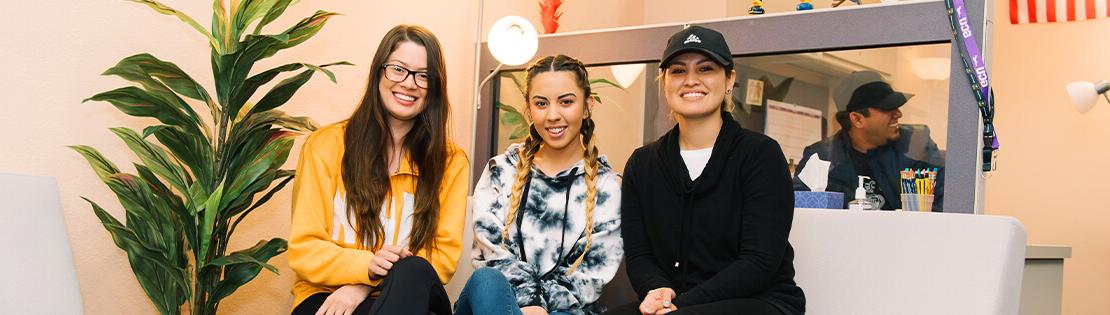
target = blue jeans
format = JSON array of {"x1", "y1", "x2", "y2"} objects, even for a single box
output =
[
  {"x1": 454, "y1": 267, "x2": 522, "y2": 315},
  {"x1": 455, "y1": 267, "x2": 577, "y2": 315}
]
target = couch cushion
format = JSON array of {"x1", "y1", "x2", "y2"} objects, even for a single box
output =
[
  {"x1": 790, "y1": 209, "x2": 1026, "y2": 315},
  {"x1": 0, "y1": 173, "x2": 84, "y2": 313}
]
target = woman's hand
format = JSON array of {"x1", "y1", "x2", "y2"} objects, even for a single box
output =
[
  {"x1": 639, "y1": 287, "x2": 677, "y2": 315},
  {"x1": 367, "y1": 245, "x2": 414, "y2": 280},
  {"x1": 521, "y1": 306, "x2": 549, "y2": 315},
  {"x1": 315, "y1": 284, "x2": 371, "y2": 315}
]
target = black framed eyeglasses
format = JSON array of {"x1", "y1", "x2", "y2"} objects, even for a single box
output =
[{"x1": 382, "y1": 64, "x2": 430, "y2": 89}]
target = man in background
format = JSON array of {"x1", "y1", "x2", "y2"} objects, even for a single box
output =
[{"x1": 793, "y1": 80, "x2": 945, "y2": 211}]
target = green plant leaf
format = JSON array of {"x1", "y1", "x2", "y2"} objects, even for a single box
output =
[
  {"x1": 304, "y1": 61, "x2": 352, "y2": 83},
  {"x1": 130, "y1": 165, "x2": 188, "y2": 266},
  {"x1": 221, "y1": 127, "x2": 279, "y2": 187},
  {"x1": 250, "y1": 69, "x2": 314, "y2": 114},
  {"x1": 101, "y1": 59, "x2": 202, "y2": 129},
  {"x1": 134, "y1": 163, "x2": 196, "y2": 259},
  {"x1": 85, "y1": 197, "x2": 185, "y2": 314},
  {"x1": 509, "y1": 127, "x2": 528, "y2": 140},
  {"x1": 249, "y1": 62, "x2": 348, "y2": 114},
  {"x1": 590, "y1": 78, "x2": 623, "y2": 90},
  {"x1": 232, "y1": 0, "x2": 271, "y2": 41},
  {"x1": 69, "y1": 145, "x2": 122, "y2": 180},
  {"x1": 89, "y1": 172, "x2": 191, "y2": 308},
  {"x1": 151, "y1": 125, "x2": 214, "y2": 189},
  {"x1": 222, "y1": 132, "x2": 294, "y2": 210},
  {"x1": 500, "y1": 71, "x2": 527, "y2": 96},
  {"x1": 269, "y1": 111, "x2": 318, "y2": 132},
  {"x1": 222, "y1": 170, "x2": 274, "y2": 219},
  {"x1": 212, "y1": 0, "x2": 232, "y2": 53},
  {"x1": 497, "y1": 102, "x2": 529, "y2": 140},
  {"x1": 498, "y1": 103, "x2": 525, "y2": 126},
  {"x1": 232, "y1": 110, "x2": 318, "y2": 143},
  {"x1": 198, "y1": 184, "x2": 224, "y2": 265},
  {"x1": 110, "y1": 127, "x2": 190, "y2": 194},
  {"x1": 215, "y1": 34, "x2": 287, "y2": 113},
  {"x1": 261, "y1": 11, "x2": 339, "y2": 59},
  {"x1": 206, "y1": 238, "x2": 285, "y2": 272},
  {"x1": 103, "y1": 174, "x2": 174, "y2": 256},
  {"x1": 128, "y1": 0, "x2": 218, "y2": 51},
  {"x1": 187, "y1": 184, "x2": 210, "y2": 215},
  {"x1": 230, "y1": 171, "x2": 293, "y2": 229},
  {"x1": 85, "y1": 87, "x2": 202, "y2": 136},
  {"x1": 254, "y1": 0, "x2": 296, "y2": 34},
  {"x1": 231, "y1": 61, "x2": 350, "y2": 119},
  {"x1": 209, "y1": 238, "x2": 288, "y2": 301},
  {"x1": 109, "y1": 53, "x2": 218, "y2": 124},
  {"x1": 141, "y1": 126, "x2": 165, "y2": 139}
]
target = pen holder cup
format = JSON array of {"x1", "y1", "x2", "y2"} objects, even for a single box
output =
[{"x1": 900, "y1": 194, "x2": 934, "y2": 212}]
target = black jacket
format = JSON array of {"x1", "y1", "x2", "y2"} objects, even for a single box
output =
[
  {"x1": 621, "y1": 112, "x2": 805, "y2": 314},
  {"x1": 793, "y1": 124, "x2": 945, "y2": 211}
]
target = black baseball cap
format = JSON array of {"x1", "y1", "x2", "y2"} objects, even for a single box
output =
[
  {"x1": 660, "y1": 25, "x2": 733, "y2": 69},
  {"x1": 844, "y1": 81, "x2": 911, "y2": 111}
]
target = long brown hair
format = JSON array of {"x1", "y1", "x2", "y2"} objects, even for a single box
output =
[
  {"x1": 342, "y1": 25, "x2": 450, "y2": 254},
  {"x1": 501, "y1": 55, "x2": 599, "y2": 274}
]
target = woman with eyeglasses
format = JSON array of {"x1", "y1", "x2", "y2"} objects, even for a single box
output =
[{"x1": 288, "y1": 24, "x2": 470, "y2": 315}]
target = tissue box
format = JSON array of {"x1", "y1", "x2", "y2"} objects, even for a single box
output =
[{"x1": 794, "y1": 191, "x2": 845, "y2": 209}]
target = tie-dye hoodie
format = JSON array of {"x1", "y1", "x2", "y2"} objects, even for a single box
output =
[{"x1": 471, "y1": 143, "x2": 623, "y2": 314}]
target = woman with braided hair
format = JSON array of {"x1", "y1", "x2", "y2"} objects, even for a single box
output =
[{"x1": 456, "y1": 55, "x2": 623, "y2": 315}]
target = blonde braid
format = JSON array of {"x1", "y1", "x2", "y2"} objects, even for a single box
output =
[
  {"x1": 501, "y1": 126, "x2": 543, "y2": 247},
  {"x1": 566, "y1": 116, "x2": 598, "y2": 275}
]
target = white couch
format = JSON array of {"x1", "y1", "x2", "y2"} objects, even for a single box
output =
[
  {"x1": 449, "y1": 207, "x2": 1028, "y2": 314},
  {"x1": 790, "y1": 209, "x2": 1026, "y2": 314},
  {"x1": 0, "y1": 174, "x2": 84, "y2": 314}
]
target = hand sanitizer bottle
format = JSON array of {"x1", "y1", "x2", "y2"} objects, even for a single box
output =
[{"x1": 848, "y1": 176, "x2": 875, "y2": 211}]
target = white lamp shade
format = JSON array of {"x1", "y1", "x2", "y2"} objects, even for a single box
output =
[
  {"x1": 910, "y1": 57, "x2": 950, "y2": 81},
  {"x1": 1066, "y1": 81, "x2": 1098, "y2": 113},
  {"x1": 610, "y1": 64, "x2": 644, "y2": 89},
  {"x1": 487, "y1": 16, "x2": 538, "y2": 66}
]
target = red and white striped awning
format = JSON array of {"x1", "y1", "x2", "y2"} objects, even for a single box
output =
[{"x1": 1010, "y1": 0, "x2": 1110, "y2": 23}]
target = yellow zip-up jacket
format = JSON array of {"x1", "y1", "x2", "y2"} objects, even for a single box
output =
[{"x1": 288, "y1": 121, "x2": 470, "y2": 307}]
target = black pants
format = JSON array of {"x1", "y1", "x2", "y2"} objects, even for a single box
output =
[
  {"x1": 604, "y1": 298, "x2": 782, "y2": 315},
  {"x1": 292, "y1": 256, "x2": 451, "y2": 315}
]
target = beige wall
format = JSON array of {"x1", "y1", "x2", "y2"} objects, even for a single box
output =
[
  {"x1": 481, "y1": 0, "x2": 643, "y2": 40},
  {"x1": 892, "y1": 43, "x2": 952, "y2": 149},
  {"x1": 987, "y1": 2, "x2": 1110, "y2": 314},
  {"x1": 646, "y1": 0, "x2": 727, "y2": 23}
]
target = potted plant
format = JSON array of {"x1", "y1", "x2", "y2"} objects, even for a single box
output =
[{"x1": 70, "y1": 1, "x2": 349, "y2": 314}]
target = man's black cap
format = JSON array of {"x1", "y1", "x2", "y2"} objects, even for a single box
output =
[
  {"x1": 660, "y1": 25, "x2": 733, "y2": 69},
  {"x1": 845, "y1": 81, "x2": 911, "y2": 111}
]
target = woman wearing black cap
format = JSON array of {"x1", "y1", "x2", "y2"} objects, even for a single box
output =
[{"x1": 607, "y1": 25, "x2": 805, "y2": 315}]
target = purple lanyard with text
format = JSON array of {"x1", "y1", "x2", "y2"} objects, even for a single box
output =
[{"x1": 945, "y1": 0, "x2": 998, "y2": 172}]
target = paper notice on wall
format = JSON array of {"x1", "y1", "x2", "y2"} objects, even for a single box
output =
[
  {"x1": 746, "y1": 79, "x2": 764, "y2": 107},
  {"x1": 765, "y1": 100, "x2": 823, "y2": 165}
]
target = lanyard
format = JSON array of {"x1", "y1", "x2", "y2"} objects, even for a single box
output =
[{"x1": 944, "y1": 0, "x2": 999, "y2": 172}]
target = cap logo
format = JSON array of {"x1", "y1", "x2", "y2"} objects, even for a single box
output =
[{"x1": 683, "y1": 34, "x2": 701, "y2": 44}]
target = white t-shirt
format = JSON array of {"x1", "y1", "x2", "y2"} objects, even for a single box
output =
[{"x1": 680, "y1": 147, "x2": 713, "y2": 180}]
